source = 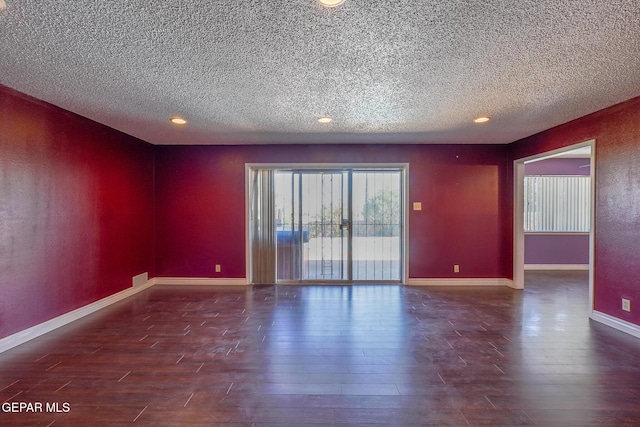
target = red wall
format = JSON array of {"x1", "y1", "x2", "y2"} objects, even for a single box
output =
[
  {"x1": 155, "y1": 144, "x2": 512, "y2": 280},
  {"x1": 511, "y1": 96, "x2": 640, "y2": 326},
  {"x1": 0, "y1": 86, "x2": 155, "y2": 339}
]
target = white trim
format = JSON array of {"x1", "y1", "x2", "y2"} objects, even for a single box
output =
[
  {"x1": 513, "y1": 161, "x2": 525, "y2": 289},
  {"x1": 591, "y1": 311, "x2": 640, "y2": 339},
  {"x1": 0, "y1": 281, "x2": 154, "y2": 354},
  {"x1": 245, "y1": 164, "x2": 252, "y2": 283},
  {"x1": 407, "y1": 278, "x2": 513, "y2": 287},
  {"x1": 525, "y1": 264, "x2": 590, "y2": 271},
  {"x1": 245, "y1": 163, "x2": 409, "y2": 285},
  {"x1": 151, "y1": 277, "x2": 248, "y2": 286},
  {"x1": 513, "y1": 139, "x2": 595, "y2": 300},
  {"x1": 245, "y1": 162, "x2": 410, "y2": 170},
  {"x1": 588, "y1": 142, "x2": 596, "y2": 313},
  {"x1": 403, "y1": 164, "x2": 410, "y2": 286}
]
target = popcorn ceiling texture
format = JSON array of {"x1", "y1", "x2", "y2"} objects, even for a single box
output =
[{"x1": 0, "y1": 0, "x2": 639, "y2": 145}]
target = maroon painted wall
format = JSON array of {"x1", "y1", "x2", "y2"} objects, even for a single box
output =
[
  {"x1": 154, "y1": 144, "x2": 512, "y2": 280},
  {"x1": 0, "y1": 85, "x2": 155, "y2": 339},
  {"x1": 524, "y1": 157, "x2": 591, "y2": 265},
  {"x1": 511, "y1": 96, "x2": 640, "y2": 326}
]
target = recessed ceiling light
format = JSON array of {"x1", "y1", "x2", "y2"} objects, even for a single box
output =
[
  {"x1": 170, "y1": 116, "x2": 187, "y2": 125},
  {"x1": 473, "y1": 116, "x2": 490, "y2": 124},
  {"x1": 317, "y1": 0, "x2": 345, "y2": 7},
  {"x1": 317, "y1": 116, "x2": 332, "y2": 123},
  {"x1": 0, "y1": 0, "x2": 6, "y2": 10}
]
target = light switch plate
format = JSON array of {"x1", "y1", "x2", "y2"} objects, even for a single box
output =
[{"x1": 413, "y1": 202, "x2": 422, "y2": 211}]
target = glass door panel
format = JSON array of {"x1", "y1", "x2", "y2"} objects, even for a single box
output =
[
  {"x1": 351, "y1": 171, "x2": 402, "y2": 281},
  {"x1": 275, "y1": 170, "x2": 349, "y2": 282},
  {"x1": 300, "y1": 171, "x2": 349, "y2": 281}
]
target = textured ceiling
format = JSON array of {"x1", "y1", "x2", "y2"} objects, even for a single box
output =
[{"x1": 1, "y1": 0, "x2": 639, "y2": 145}]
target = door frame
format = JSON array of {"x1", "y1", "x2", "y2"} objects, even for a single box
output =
[
  {"x1": 512, "y1": 139, "x2": 595, "y2": 313},
  {"x1": 246, "y1": 163, "x2": 409, "y2": 284}
]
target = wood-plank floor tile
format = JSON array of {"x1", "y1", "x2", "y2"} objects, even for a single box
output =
[{"x1": 1, "y1": 271, "x2": 640, "y2": 425}]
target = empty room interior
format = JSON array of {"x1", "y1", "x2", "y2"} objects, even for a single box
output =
[{"x1": 1, "y1": 0, "x2": 640, "y2": 425}]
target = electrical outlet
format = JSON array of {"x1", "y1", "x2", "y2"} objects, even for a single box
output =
[
  {"x1": 215, "y1": 264, "x2": 221, "y2": 273},
  {"x1": 622, "y1": 298, "x2": 631, "y2": 312},
  {"x1": 453, "y1": 264, "x2": 460, "y2": 273}
]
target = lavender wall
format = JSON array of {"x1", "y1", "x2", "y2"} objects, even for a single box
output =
[
  {"x1": 524, "y1": 157, "x2": 591, "y2": 266},
  {"x1": 524, "y1": 158, "x2": 591, "y2": 176},
  {"x1": 525, "y1": 234, "x2": 590, "y2": 265}
]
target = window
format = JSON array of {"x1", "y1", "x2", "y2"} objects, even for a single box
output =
[{"x1": 524, "y1": 176, "x2": 591, "y2": 232}]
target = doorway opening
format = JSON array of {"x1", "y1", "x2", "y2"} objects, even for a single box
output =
[
  {"x1": 513, "y1": 140, "x2": 595, "y2": 313},
  {"x1": 247, "y1": 164, "x2": 407, "y2": 284}
]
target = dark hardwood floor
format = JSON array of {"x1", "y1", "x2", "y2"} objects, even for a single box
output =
[{"x1": 2, "y1": 271, "x2": 640, "y2": 426}]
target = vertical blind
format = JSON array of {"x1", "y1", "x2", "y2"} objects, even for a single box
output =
[
  {"x1": 524, "y1": 176, "x2": 591, "y2": 232},
  {"x1": 249, "y1": 169, "x2": 277, "y2": 284}
]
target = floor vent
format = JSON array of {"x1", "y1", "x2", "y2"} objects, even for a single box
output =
[{"x1": 132, "y1": 272, "x2": 149, "y2": 287}]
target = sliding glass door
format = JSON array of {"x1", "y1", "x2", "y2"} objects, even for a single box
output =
[
  {"x1": 249, "y1": 166, "x2": 405, "y2": 284},
  {"x1": 276, "y1": 171, "x2": 349, "y2": 281}
]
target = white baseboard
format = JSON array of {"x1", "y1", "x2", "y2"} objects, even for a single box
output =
[
  {"x1": 151, "y1": 277, "x2": 248, "y2": 286},
  {"x1": 525, "y1": 264, "x2": 589, "y2": 271},
  {"x1": 0, "y1": 280, "x2": 154, "y2": 354},
  {"x1": 591, "y1": 311, "x2": 640, "y2": 339},
  {"x1": 0, "y1": 276, "x2": 250, "y2": 354},
  {"x1": 406, "y1": 278, "x2": 513, "y2": 287}
]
